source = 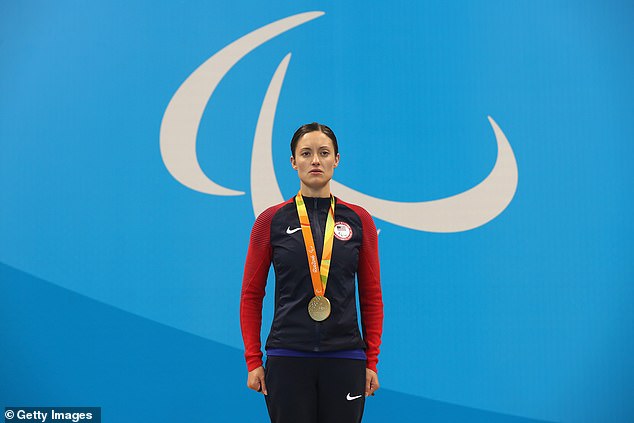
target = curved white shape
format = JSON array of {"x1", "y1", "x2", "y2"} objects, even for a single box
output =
[
  {"x1": 160, "y1": 11, "x2": 324, "y2": 195},
  {"x1": 330, "y1": 116, "x2": 518, "y2": 232},
  {"x1": 251, "y1": 54, "x2": 290, "y2": 216},
  {"x1": 249, "y1": 55, "x2": 517, "y2": 231}
]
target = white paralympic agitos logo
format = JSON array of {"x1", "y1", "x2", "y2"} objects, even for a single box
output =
[{"x1": 159, "y1": 11, "x2": 518, "y2": 233}]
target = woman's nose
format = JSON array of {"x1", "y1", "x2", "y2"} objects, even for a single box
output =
[{"x1": 311, "y1": 154, "x2": 320, "y2": 164}]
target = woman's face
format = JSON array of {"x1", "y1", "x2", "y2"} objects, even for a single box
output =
[{"x1": 291, "y1": 131, "x2": 340, "y2": 195}]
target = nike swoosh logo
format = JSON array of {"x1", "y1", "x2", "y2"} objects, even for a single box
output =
[
  {"x1": 286, "y1": 226, "x2": 302, "y2": 234},
  {"x1": 346, "y1": 393, "x2": 363, "y2": 401}
]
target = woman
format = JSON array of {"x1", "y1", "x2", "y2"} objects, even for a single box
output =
[{"x1": 240, "y1": 122, "x2": 383, "y2": 423}]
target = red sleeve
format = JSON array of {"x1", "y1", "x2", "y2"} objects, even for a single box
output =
[
  {"x1": 347, "y1": 203, "x2": 384, "y2": 373},
  {"x1": 239, "y1": 205, "x2": 279, "y2": 371}
]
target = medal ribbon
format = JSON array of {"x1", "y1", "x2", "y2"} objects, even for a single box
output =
[{"x1": 295, "y1": 191, "x2": 335, "y2": 297}]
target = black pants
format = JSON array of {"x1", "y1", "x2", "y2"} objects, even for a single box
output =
[{"x1": 264, "y1": 356, "x2": 367, "y2": 423}]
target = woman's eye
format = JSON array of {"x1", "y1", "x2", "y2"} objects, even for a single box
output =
[
  {"x1": 301, "y1": 151, "x2": 310, "y2": 156},
  {"x1": 320, "y1": 151, "x2": 330, "y2": 156}
]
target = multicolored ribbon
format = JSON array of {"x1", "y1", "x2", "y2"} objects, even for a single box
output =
[{"x1": 295, "y1": 191, "x2": 335, "y2": 297}]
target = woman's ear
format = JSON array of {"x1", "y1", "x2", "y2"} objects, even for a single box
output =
[
  {"x1": 333, "y1": 153, "x2": 340, "y2": 168},
  {"x1": 290, "y1": 155, "x2": 297, "y2": 169}
]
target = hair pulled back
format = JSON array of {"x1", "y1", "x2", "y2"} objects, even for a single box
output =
[{"x1": 290, "y1": 122, "x2": 338, "y2": 158}]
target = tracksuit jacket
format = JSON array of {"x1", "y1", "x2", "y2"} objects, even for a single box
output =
[{"x1": 240, "y1": 196, "x2": 383, "y2": 373}]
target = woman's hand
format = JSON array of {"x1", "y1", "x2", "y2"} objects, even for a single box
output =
[
  {"x1": 247, "y1": 366, "x2": 267, "y2": 395},
  {"x1": 365, "y1": 368, "x2": 380, "y2": 397}
]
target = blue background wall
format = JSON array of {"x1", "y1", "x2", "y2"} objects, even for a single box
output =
[{"x1": 1, "y1": 1, "x2": 633, "y2": 422}]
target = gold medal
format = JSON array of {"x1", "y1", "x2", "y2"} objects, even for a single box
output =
[
  {"x1": 296, "y1": 192, "x2": 336, "y2": 322},
  {"x1": 308, "y1": 296, "x2": 331, "y2": 321}
]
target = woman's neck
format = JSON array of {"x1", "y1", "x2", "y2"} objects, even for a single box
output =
[{"x1": 300, "y1": 182, "x2": 331, "y2": 198}]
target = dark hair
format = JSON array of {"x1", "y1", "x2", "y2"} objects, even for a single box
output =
[{"x1": 290, "y1": 122, "x2": 339, "y2": 158}]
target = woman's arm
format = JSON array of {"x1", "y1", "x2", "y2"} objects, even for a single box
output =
[
  {"x1": 350, "y1": 205, "x2": 384, "y2": 374},
  {"x1": 240, "y1": 206, "x2": 277, "y2": 372}
]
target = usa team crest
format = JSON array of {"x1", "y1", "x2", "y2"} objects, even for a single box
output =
[{"x1": 334, "y1": 222, "x2": 353, "y2": 241}]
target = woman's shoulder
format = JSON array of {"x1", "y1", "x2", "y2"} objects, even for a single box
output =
[
  {"x1": 254, "y1": 198, "x2": 295, "y2": 223},
  {"x1": 334, "y1": 197, "x2": 377, "y2": 232},
  {"x1": 335, "y1": 197, "x2": 373, "y2": 220},
  {"x1": 249, "y1": 198, "x2": 295, "y2": 240}
]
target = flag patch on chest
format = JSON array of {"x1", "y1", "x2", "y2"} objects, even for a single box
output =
[{"x1": 334, "y1": 222, "x2": 353, "y2": 241}]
